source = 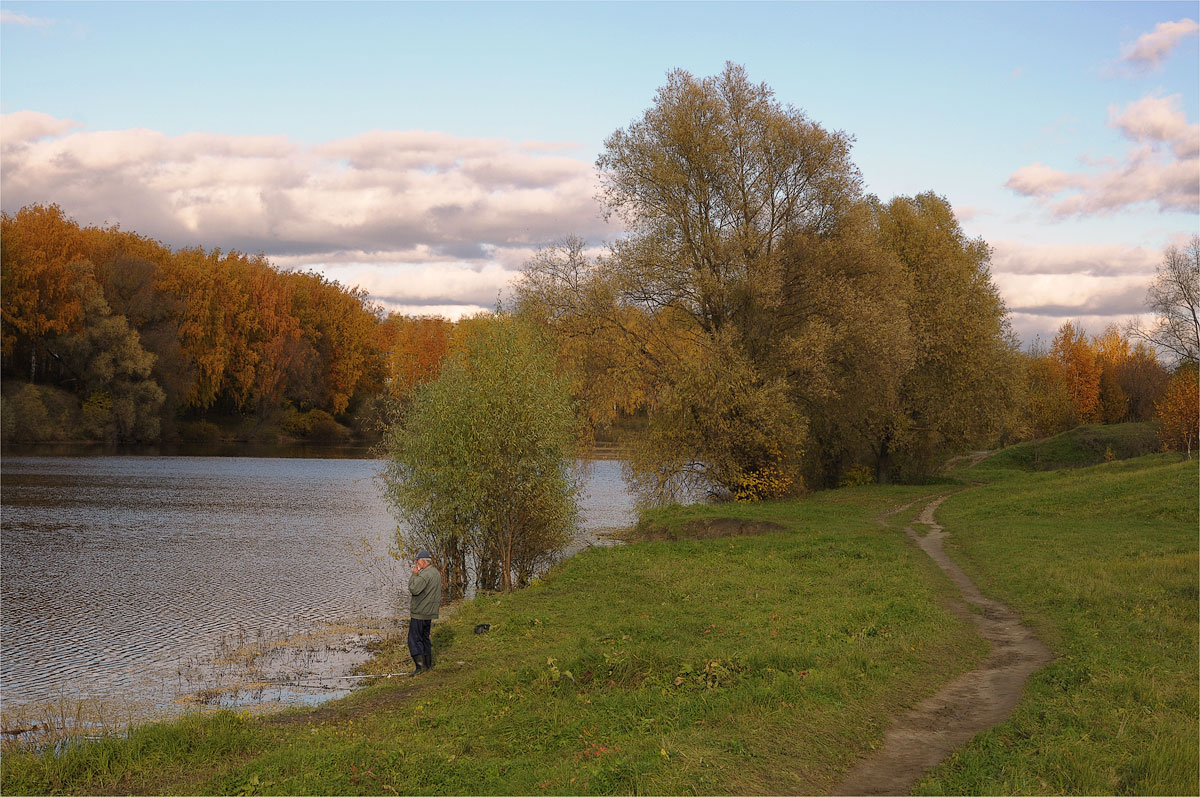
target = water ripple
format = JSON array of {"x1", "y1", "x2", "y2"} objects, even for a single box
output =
[{"x1": 1, "y1": 455, "x2": 634, "y2": 716}]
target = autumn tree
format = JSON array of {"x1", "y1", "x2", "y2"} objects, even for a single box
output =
[
  {"x1": 0, "y1": 205, "x2": 90, "y2": 379},
  {"x1": 516, "y1": 236, "x2": 656, "y2": 440},
  {"x1": 520, "y1": 66, "x2": 1019, "y2": 495},
  {"x1": 2, "y1": 204, "x2": 398, "y2": 440},
  {"x1": 1024, "y1": 349, "x2": 1077, "y2": 438},
  {"x1": 868, "y1": 193, "x2": 1022, "y2": 481},
  {"x1": 525, "y1": 63, "x2": 865, "y2": 500},
  {"x1": 93, "y1": 253, "x2": 191, "y2": 426},
  {"x1": 1155, "y1": 363, "x2": 1199, "y2": 457},
  {"x1": 380, "y1": 314, "x2": 453, "y2": 402},
  {"x1": 51, "y1": 267, "x2": 165, "y2": 442},
  {"x1": 1117, "y1": 341, "x2": 1169, "y2": 421},
  {"x1": 1050, "y1": 321, "x2": 1101, "y2": 423},
  {"x1": 1092, "y1": 325, "x2": 1131, "y2": 423},
  {"x1": 1130, "y1": 236, "x2": 1200, "y2": 366},
  {"x1": 383, "y1": 315, "x2": 578, "y2": 597},
  {"x1": 286, "y1": 271, "x2": 383, "y2": 416}
]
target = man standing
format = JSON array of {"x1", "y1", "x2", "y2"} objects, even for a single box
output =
[{"x1": 407, "y1": 549, "x2": 441, "y2": 676}]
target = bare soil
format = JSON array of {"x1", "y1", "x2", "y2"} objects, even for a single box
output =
[{"x1": 831, "y1": 494, "x2": 1054, "y2": 796}]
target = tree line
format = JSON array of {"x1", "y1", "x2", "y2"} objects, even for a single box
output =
[{"x1": 0, "y1": 203, "x2": 455, "y2": 444}]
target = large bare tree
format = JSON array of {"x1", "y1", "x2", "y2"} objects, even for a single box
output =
[{"x1": 1129, "y1": 236, "x2": 1200, "y2": 366}]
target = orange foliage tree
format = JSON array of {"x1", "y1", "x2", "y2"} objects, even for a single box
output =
[
  {"x1": 380, "y1": 315, "x2": 453, "y2": 402},
  {"x1": 1093, "y1": 325, "x2": 1131, "y2": 424},
  {"x1": 286, "y1": 271, "x2": 383, "y2": 415},
  {"x1": 1118, "y1": 341, "x2": 1170, "y2": 422},
  {"x1": 1, "y1": 205, "x2": 91, "y2": 372},
  {"x1": 1155, "y1": 364, "x2": 1199, "y2": 457}
]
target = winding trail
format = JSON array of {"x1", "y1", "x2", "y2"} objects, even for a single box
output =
[{"x1": 832, "y1": 493, "x2": 1054, "y2": 796}]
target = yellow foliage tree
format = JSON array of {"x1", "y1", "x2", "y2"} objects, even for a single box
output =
[{"x1": 1051, "y1": 321, "x2": 1101, "y2": 423}]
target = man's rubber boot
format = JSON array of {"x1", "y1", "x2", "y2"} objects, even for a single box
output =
[
  {"x1": 423, "y1": 653, "x2": 434, "y2": 671},
  {"x1": 409, "y1": 656, "x2": 425, "y2": 677}
]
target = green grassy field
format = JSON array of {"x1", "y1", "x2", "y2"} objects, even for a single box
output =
[
  {"x1": 3, "y1": 424, "x2": 1195, "y2": 795},
  {"x1": 915, "y1": 448, "x2": 1198, "y2": 795}
]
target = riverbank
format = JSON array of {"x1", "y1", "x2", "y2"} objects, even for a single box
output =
[
  {"x1": 3, "y1": 439, "x2": 1195, "y2": 794},
  {"x1": 3, "y1": 481, "x2": 985, "y2": 794}
]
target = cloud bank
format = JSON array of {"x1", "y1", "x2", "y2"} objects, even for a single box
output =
[
  {"x1": 1, "y1": 111, "x2": 611, "y2": 318},
  {"x1": 989, "y1": 239, "x2": 1168, "y2": 345}
]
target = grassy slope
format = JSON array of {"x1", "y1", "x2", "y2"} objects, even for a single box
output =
[
  {"x1": 916, "y1": 448, "x2": 1198, "y2": 795},
  {"x1": 2, "y1": 485, "x2": 985, "y2": 795},
  {"x1": 971, "y1": 422, "x2": 1159, "y2": 475}
]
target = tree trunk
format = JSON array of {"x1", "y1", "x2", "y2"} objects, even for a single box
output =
[{"x1": 876, "y1": 432, "x2": 892, "y2": 485}]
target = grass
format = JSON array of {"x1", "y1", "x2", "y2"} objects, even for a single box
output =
[
  {"x1": 916, "y1": 447, "x2": 1198, "y2": 795},
  {"x1": 2, "y1": 484, "x2": 984, "y2": 795}
]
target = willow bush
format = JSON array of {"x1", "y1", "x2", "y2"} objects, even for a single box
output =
[{"x1": 383, "y1": 314, "x2": 580, "y2": 599}]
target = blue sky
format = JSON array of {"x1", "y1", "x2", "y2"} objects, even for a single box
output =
[{"x1": 2, "y1": 1, "x2": 1197, "y2": 344}]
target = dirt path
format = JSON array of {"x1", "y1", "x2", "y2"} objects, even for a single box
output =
[{"x1": 831, "y1": 494, "x2": 1053, "y2": 796}]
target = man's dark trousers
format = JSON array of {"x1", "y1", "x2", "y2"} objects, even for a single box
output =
[{"x1": 408, "y1": 618, "x2": 432, "y2": 660}]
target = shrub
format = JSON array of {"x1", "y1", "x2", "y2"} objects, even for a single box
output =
[
  {"x1": 839, "y1": 464, "x2": 876, "y2": 488},
  {"x1": 1, "y1": 382, "x2": 82, "y2": 442},
  {"x1": 304, "y1": 410, "x2": 349, "y2": 442},
  {"x1": 383, "y1": 315, "x2": 579, "y2": 597},
  {"x1": 178, "y1": 420, "x2": 222, "y2": 443},
  {"x1": 278, "y1": 407, "x2": 350, "y2": 442}
]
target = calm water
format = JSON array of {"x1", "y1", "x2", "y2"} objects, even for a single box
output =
[{"x1": 0, "y1": 454, "x2": 634, "y2": 721}]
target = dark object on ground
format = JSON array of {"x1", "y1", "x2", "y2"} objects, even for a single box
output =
[{"x1": 474, "y1": 624, "x2": 491, "y2": 634}]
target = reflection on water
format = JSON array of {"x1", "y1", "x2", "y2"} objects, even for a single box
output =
[{"x1": 1, "y1": 454, "x2": 634, "y2": 725}]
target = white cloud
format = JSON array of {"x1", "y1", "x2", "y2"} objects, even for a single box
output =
[
  {"x1": 951, "y1": 205, "x2": 981, "y2": 223},
  {"x1": 1108, "y1": 94, "x2": 1200, "y2": 159},
  {"x1": 310, "y1": 261, "x2": 519, "y2": 308},
  {"x1": 1005, "y1": 94, "x2": 1199, "y2": 217},
  {"x1": 1005, "y1": 162, "x2": 1083, "y2": 198},
  {"x1": 0, "y1": 113, "x2": 615, "y2": 315},
  {"x1": 0, "y1": 10, "x2": 55, "y2": 27},
  {"x1": 994, "y1": 271, "x2": 1150, "y2": 316},
  {"x1": 0, "y1": 110, "x2": 82, "y2": 146},
  {"x1": 990, "y1": 240, "x2": 1161, "y2": 277},
  {"x1": 1117, "y1": 18, "x2": 1199, "y2": 72}
]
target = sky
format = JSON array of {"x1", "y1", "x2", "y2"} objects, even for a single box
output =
[{"x1": 1, "y1": 1, "x2": 1197, "y2": 347}]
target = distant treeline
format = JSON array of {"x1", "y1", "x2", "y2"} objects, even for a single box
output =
[
  {"x1": 1, "y1": 199, "x2": 1190, "y2": 469},
  {"x1": 1, "y1": 204, "x2": 452, "y2": 444}
]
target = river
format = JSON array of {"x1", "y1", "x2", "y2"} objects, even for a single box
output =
[{"x1": 0, "y1": 453, "x2": 634, "y2": 733}]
